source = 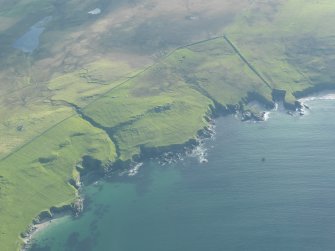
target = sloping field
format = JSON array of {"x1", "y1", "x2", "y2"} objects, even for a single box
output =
[
  {"x1": 2, "y1": 0, "x2": 335, "y2": 250},
  {"x1": 0, "y1": 115, "x2": 116, "y2": 250}
]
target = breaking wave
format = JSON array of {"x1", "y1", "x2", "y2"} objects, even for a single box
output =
[
  {"x1": 263, "y1": 111, "x2": 271, "y2": 121},
  {"x1": 127, "y1": 162, "x2": 143, "y2": 176},
  {"x1": 118, "y1": 162, "x2": 144, "y2": 177},
  {"x1": 158, "y1": 152, "x2": 184, "y2": 166},
  {"x1": 187, "y1": 142, "x2": 208, "y2": 164},
  {"x1": 185, "y1": 122, "x2": 216, "y2": 164},
  {"x1": 299, "y1": 92, "x2": 335, "y2": 102}
]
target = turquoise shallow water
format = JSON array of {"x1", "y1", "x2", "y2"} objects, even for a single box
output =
[{"x1": 30, "y1": 98, "x2": 335, "y2": 251}]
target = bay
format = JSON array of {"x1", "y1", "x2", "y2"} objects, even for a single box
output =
[{"x1": 30, "y1": 97, "x2": 335, "y2": 251}]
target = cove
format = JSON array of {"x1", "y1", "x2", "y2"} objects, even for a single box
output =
[{"x1": 29, "y1": 97, "x2": 335, "y2": 251}]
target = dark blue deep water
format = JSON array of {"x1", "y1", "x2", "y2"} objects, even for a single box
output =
[{"x1": 30, "y1": 97, "x2": 335, "y2": 251}]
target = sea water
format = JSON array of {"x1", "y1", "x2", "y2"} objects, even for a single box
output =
[{"x1": 30, "y1": 97, "x2": 335, "y2": 251}]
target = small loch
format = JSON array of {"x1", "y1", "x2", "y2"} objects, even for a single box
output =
[{"x1": 13, "y1": 16, "x2": 52, "y2": 53}]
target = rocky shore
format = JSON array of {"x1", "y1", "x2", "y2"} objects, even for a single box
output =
[{"x1": 20, "y1": 86, "x2": 335, "y2": 250}]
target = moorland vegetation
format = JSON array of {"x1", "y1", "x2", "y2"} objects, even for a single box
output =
[{"x1": 1, "y1": 0, "x2": 335, "y2": 249}]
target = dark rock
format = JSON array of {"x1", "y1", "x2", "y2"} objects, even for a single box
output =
[
  {"x1": 38, "y1": 156, "x2": 57, "y2": 164},
  {"x1": 242, "y1": 111, "x2": 252, "y2": 121},
  {"x1": 151, "y1": 104, "x2": 172, "y2": 113},
  {"x1": 16, "y1": 125, "x2": 24, "y2": 131},
  {"x1": 295, "y1": 100, "x2": 303, "y2": 109},
  {"x1": 272, "y1": 89, "x2": 286, "y2": 101}
]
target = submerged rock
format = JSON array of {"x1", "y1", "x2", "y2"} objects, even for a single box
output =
[
  {"x1": 287, "y1": 111, "x2": 294, "y2": 116},
  {"x1": 304, "y1": 104, "x2": 310, "y2": 110}
]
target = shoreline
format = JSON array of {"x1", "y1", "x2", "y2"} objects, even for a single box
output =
[
  {"x1": 20, "y1": 87, "x2": 335, "y2": 250},
  {"x1": 21, "y1": 200, "x2": 83, "y2": 251},
  {"x1": 298, "y1": 91, "x2": 335, "y2": 102},
  {"x1": 20, "y1": 118, "x2": 217, "y2": 250},
  {"x1": 21, "y1": 214, "x2": 71, "y2": 251}
]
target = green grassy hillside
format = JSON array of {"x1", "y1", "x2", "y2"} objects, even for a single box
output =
[
  {"x1": 0, "y1": 115, "x2": 116, "y2": 250},
  {"x1": 1, "y1": 0, "x2": 335, "y2": 250}
]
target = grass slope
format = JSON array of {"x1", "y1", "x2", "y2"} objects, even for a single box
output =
[
  {"x1": 2, "y1": 1, "x2": 335, "y2": 250},
  {"x1": 0, "y1": 115, "x2": 116, "y2": 250},
  {"x1": 82, "y1": 36, "x2": 276, "y2": 160},
  {"x1": 48, "y1": 59, "x2": 134, "y2": 107},
  {"x1": 224, "y1": 0, "x2": 335, "y2": 104},
  {"x1": 0, "y1": 104, "x2": 73, "y2": 159},
  {"x1": 83, "y1": 77, "x2": 214, "y2": 160}
]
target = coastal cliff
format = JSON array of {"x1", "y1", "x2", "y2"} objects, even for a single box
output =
[{"x1": 2, "y1": 0, "x2": 335, "y2": 250}]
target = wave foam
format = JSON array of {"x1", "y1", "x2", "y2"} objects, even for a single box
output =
[
  {"x1": 127, "y1": 162, "x2": 143, "y2": 176},
  {"x1": 187, "y1": 141, "x2": 208, "y2": 164},
  {"x1": 263, "y1": 111, "x2": 271, "y2": 121},
  {"x1": 158, "y1": 152, "x2": 184, "y2": 166},
  {"x1": 299, "y1": 93, "x2": 335, "y2": 102},
  {"x1": 273, "y1": 102, "x2": 279, "y2": 111}
]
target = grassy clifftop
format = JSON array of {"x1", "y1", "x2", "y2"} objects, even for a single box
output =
[
  {"x1": 2, "y1": 0, "x2": 335, "y2": 250},
  {"x1": 0, "y1": 115, "x2": 116, "y2": 250}
]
